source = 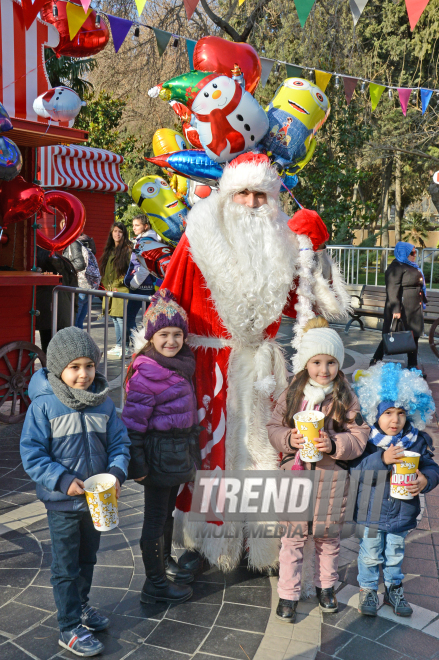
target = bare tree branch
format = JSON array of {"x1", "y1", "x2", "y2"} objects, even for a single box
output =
[
  {"x1": 199, "y1": 0, "x2": 273, "y2": 42},
  {"x1": 199, "y1": 0, "x2": 241, "y2": 40}
]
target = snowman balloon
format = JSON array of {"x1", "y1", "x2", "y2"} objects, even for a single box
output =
[{"x1": 149, "y1": 69, "x2": 269, "y2": 163}]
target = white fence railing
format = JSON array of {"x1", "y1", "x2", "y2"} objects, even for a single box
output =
[{"x1": 327, "y1": 246, "x2": 439, "y2": 291}]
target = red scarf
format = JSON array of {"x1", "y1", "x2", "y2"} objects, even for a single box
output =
[{"x1": 195, "y1": 85, "x2": 245, "y2": 157}]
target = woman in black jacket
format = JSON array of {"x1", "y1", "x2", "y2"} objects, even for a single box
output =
[{"x1": 371, "y1": 242, "x2": 427, "y2": 369}]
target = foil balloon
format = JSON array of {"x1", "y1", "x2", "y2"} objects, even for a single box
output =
[
  {"x1": 0, "y1": 102, "x2": 13, "y2": 132},
  {"x1": 259, "y1": 78, "x2": 330, "y2": 173},
  {"x1": 145, "y1": 151, "x2": 223, "y2": 185},
  {"x1": 193, "y1": 36, "x2": 261, "y2": 95},
  {"x1": 149, "y1": 71, "x2": 269, "y2": 163},
  {"x1": 187, "y1": 179, "x2": 213, "y2": 206},
  {"x1": 152, "y1": 128, "x2": 188, "y2": 156},
  {"x1": 0, "y1": 137, "x2": 22, "y2": 181},
  {"x1": 0, "y1": 176, "x2": 44, "y2": 227},
  {"x1": 33, "y1": 87, "x2": 86, "y2": 123},
  {"x1": 40, "y1": 1, "x2": 109, "y2": 58},
  {"x1": 131, "y1": 176, "x2": 187, "y2": 246},
  {"x1": 182, "y1": 123, "x2": 203, "y2": 149},
  {"x1": 133, "y1": 235, "x2": 174, "y2": 280},
  {"x1": 36, "y1": 191, "x2": 86, "y2": 255}
]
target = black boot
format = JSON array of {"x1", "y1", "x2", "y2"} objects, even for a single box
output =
[
  {"x1": 178, "y1": 549, "x2": 203, "y2": 573},
  {"x1": 140, "y1": 537, "x2": 193, "y2": 604},
  {"x1": 163, "y1": 520, "x2": 194, "y2": 584},
  {"x1": 276, "y1": 598, "x2": 298, "y2": 623},
  {"x1": 316, "y1": 586, "x2": 338, "y2": 613}
]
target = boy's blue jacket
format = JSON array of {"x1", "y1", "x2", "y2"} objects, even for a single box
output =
[
  {"x1": 350, "y1": 430, "x2": 439, "y2": 534},
  {"x1": 20, "y1": 369, "x2": 131, "y2": 511}
]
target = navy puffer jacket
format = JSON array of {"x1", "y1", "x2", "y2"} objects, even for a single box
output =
[{"x1": 350, "y1": 430, "x2": 439, "y2": 534}]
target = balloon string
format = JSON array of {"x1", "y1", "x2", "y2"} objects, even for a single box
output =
[
  {"x1": 279, "y1": 178, "x2": 303, "y2": 209},
  {"x1": 1, "y1": 54, "x2": 55, "y2": 92}
]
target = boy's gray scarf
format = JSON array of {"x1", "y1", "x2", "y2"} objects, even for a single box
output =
[{"x1": 47, "y1": 371, "x2": 109, "y2": 410}]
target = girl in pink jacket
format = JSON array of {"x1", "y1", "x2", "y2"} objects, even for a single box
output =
[{"x1": 267, "y1": 317, "x2": 369, "y2": 622}]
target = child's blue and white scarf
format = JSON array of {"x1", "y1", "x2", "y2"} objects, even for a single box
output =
[{"x1": 369, "y1": 422, "x2": 418, "y2": 450}]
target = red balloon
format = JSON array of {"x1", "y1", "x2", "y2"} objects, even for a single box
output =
[
  {"x1": 0, "y1": 176, "x2": 44, "y2": 228},
  {"x1": 193, "y1": 36, "x2": 261, "y2": 95},
  {"x1": 182, "y1": 123, "x2": 203, "y2": 150},
  {"x1": 41, "y1": 1, "x2": 109, "y2": 58},
  {"x1": 136, "y1": 241, "x2": 174, "y2": 279},
  {"x1": 36, "y1": 191, "x2": 86, "y2": 255}
]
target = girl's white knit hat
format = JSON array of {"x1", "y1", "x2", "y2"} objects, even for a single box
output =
[{"x1": 295, "y1": 327, "x2": 345, "y2": 372}]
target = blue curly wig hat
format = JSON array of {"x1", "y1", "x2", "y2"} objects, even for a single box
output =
[{"x1": 353, "y1": 362, "x2": 435, "y2": 430}]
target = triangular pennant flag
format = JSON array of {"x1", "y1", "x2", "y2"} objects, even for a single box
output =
[
  {"x1": 80, "y1": 0, "x2": 92, "y2": 13},
  {"x1": 239, "y1": 0, "x2": 246, "y2": 5},
  {"x1": 405, "y1": 0, "x2": 430, "y2": 31},
  {"x1": 398, "y1": 88, "x2": 412, "y2": 116},
  {"x1": 349, "y1": 0, "x2": 369, "y2": 26},
  {"x1": 186, "y1": 39, "x2": 196, "y2": 70},
  {"x1": 21, "y1": 0, "x2": 48, "y2": 30},
  {"x1": 183, "y1": 0, "x2": 199, "y2": 20},
  {"x1": 286, "y1": 64, "x2": 302, "y2": 78},
  {"x1": 260, "y1": 58, "x2": 275, "y2": 87},
  {"x1": 153, "y1": 28, "x2": 172, "y2": 57},
  {"x1": 293, "y1": 0, "x2": 316, "y2": 27},
  {"x1": 420, "y1": 88, "x2": 433, "y2": 114},
  {"x1": 134, "y1": 0, "x2": 147, "y2": 16},
  {"x1": 106, "y1": 14, "x2": 133, "y2": 53},
  {"x1": 66, "y1": 3, "x2": 93, "y2": 41},
  {"x1": 369, "y1": 83, "x2": 385, "y2": 111},
  {"x1": 315, "y1": 71, "x2": 332, "y2": 92},
  {"x1": 343, "y1": 76, "x2": 358, "y2": 104}
]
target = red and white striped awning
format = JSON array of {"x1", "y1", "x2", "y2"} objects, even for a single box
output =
[{"x1": 38, "y1": 145, "x2": 128, "y2": 193}]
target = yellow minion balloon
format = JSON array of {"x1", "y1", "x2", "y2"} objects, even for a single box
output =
[
  {"x1": 152, "y1": 128, "x2": 189, "y2": 200},
  {"x1": 260, "y1": 78, "x2": 330, "y2": 174},
  {"x1": 131, "y1": 175, "x2": 187, "y2": 247}
]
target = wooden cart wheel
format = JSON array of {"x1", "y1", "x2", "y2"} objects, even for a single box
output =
[
  {"x1": 429, "y1": 318, "x2": 439, "y2": 360},
  {"x1": 0, "y1": 341, "x2": 46, "y2": 424}
]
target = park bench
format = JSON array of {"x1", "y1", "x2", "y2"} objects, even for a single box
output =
[{"x1": 345, "y1": 284, "x2": 439, "y2": 359}]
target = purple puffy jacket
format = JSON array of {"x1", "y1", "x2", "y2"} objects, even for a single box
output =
[{"x1": 122, "y1": 355, "x2": 198, "y2": 433}]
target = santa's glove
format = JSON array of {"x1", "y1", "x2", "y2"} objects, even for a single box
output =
[{"x1": 287, "y1": 209, "x2": 329, "y2": 252}]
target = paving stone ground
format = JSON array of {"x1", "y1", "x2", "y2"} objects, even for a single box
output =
[{"x1": 1, "y1": 320, "x2": 439, "y2": 659}]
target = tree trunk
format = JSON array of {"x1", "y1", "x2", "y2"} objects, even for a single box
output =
[
  {"x1": 395, "y1": 154, "x2": 402, "y2": 244},
  {"x1": 380, "y1": 158, "x2": 393, "y2": 272}
]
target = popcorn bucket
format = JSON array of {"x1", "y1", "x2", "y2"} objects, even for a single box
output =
[
  {"x1": 390, "y1": 451, "x2": 420, "y2": 500},
  {"x1": 83, "y1": 473, "x2": 119, "y2": 531},
  {"x1": 294, "y1": 411, "x2": 325, "y2": 463}
]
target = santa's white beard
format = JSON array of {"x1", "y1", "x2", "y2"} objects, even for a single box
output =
[{"x1": 218, "y1": 196, "x2": 297, "y2": 337}]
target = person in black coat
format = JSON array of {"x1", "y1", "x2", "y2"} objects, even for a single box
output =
[{"x1": 371, "y1": 241, "x2": 427, "y2": 369}]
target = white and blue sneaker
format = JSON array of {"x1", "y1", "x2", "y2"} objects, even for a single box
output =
[
  {"x1": 59, "y1": 624, "x2": 104, "y2": 657},
  {"x1": 81, "y1": 604, "x2": 110, "y2": 631}
]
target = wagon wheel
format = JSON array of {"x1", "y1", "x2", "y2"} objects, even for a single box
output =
[
  {"x1": 429, "y1": 319, "x2": 439, "y2": 360},
  {"x1": 0, "y1": 341, "x2": 46, "y2": 424}
]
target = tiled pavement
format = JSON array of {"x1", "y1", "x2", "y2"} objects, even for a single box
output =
[{"x1": 0, "y1": 324, "x2": 439, "y2": 660}]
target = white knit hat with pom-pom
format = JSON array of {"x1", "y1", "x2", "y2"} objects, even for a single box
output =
[{"x1": 295, "y1": 324, "x2": 345, "y2": 373}]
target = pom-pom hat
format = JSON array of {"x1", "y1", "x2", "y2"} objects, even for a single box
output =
[
  {"x1": 144, "y1": 288, "x2": 188, "y2": 340},
  {"x1": 219, "y1": 152, "x2": 281, "y2": 199},
  {"x1": 295, "y1": 324, "x2": 345, "y2": 373}
]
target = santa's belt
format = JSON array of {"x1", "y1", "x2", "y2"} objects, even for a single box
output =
[{"x1": 187, "y1": 333, "x2": 234, "y2": 350}]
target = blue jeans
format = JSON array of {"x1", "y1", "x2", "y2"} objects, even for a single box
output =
[
  {"x1": 75, "y1": 294, "x2": 89, "y2": 330},
  {"x1": 111, "y1": 316, "x2": 129, "y2": 348},
  {"x1": 126, "y1": 298, "x2": 143, "y2": 347},
  {"x1": 47, "y1": 510, "x2": 101, "y2": 632},
  {"x1": 358, "y1": 527, "x2": 408, "y2": 590}
]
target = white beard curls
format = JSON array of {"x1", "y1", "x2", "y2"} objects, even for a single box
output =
[{"x1": 218, "y1": 196, "x2": 297, "y2": 338}]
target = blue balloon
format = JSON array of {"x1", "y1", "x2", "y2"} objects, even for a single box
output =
[
  {"x1": 282, "y1": 173, "x2": 298, "y2": 190},
  {"x1": 0, "y1": 103, "x2": 13, "y2": 132},
  {"x1": 0, "y1": 137, "x2": 22, "y2": 181},
  {"x1": 147, "y1": 150, "x2": 223, "y2": 184}
]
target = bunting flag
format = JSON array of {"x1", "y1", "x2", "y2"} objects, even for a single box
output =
[
  {"x1": 239, "y1": 0, "x2": 246, "y2": 5},
  {"x1": 135, "y1": 0, "x2": 147, "y2": 16},
  {"x1": 153, "y1": 28, "x2": 172, "y2": 56},
  {"x1": 286, "y1": 64, "x2": 302, "y2": 78},
  {"x1": 405, "y1": 0, "x2": 430, "y2": 31},
  {"x1": 186, "y1": 39, "x2": 196, "y2": 70},
  {"x1": 79, "y1": 0, "x2": 92, "y2": 12},
  {"x1": 260, "y1": 58, "x2": 275, "y2": 87},
  {"x1": 398, "y1": 88, "x2": 412, "y2": 115},
  {"x1": 183, "y1": 0, "x2": 199, "y2": 20},
  {"x1": 22, "y1": 0, "x2": 48, "y2": 30},
  {"x1": 66, "y1": 3, "x2": 93, "y2": 40},
  {"x1": 107, "y1": 14, "x2": 133, "y2": 53},
  {"x1": 349, "y1": 0, "x2": 369, "y2": 26},
  {"x1": 343, "y1": 76, "x2": 358, "y2": 104},
  {"x1": 293, "y1": 0, "x2": 316, "y2": 28},
  {"x1": 421, "y1": 88, "x2": 433, "y2": 114},
  {"x1": 315, "y1": 70, "x2": 332, "y2": 92},
  {"x1": 369, "y1": 83, "x2": 385, "y2": 111}
]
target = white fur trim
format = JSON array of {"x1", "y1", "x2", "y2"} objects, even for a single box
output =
[
  {"x1": 219, "y1": 161, "x2": 282, "y2": 198},
  {"x1": 148, "y1": 86, "x2": 160, "y2": 98}
]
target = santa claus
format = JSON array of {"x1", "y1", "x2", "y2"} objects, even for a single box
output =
[{"x1": 160, "y1": 153, "x2": 350, "y2": 573}]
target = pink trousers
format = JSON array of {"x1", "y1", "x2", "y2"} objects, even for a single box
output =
[{"x1": 277, "y1": 533, "x2": 340, "y2": 601}]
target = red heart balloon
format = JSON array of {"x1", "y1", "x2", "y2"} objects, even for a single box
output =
[
  {"x1": 41, "y1": 1, "x2": 109, "y2": 58},
  {"x1": 36, "y1": 190, "x2": 85, "y2": 255},
  {"x1": 193, "y1": 36, "x2": 261, "y2": 95},
  {"x1": 0, "y1": 176, "x2": 44, "y2": 228}
]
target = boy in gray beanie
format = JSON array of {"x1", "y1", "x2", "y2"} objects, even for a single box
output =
[{"x1": 20, "y1": 327, "x2": 130, "y2": 657}]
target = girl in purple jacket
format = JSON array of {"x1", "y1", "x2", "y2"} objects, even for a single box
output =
[{"x1": 122, "y1": 289, "x2": 199, "y2": 606}]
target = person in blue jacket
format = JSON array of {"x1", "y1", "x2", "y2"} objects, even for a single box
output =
[
  {"x1": 351, "y1": 362, "x2": 439, "y2": 618},
  {"x1": 20, "y1": 327, "x2": 130, "y2": 657}
]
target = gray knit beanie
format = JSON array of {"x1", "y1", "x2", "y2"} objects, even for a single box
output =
[{"x1": 46, "y1": 327, "x2": 101, "y2": 376}]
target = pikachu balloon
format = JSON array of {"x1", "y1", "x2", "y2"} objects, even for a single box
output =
[
  {"x1": 259, "y1": 78, "x2": 330, "y2": 174},
  {"x1": 152, "y1": 128, "x2": 189, "y2": 200},
  {"x1": 131, "y1": 175, "x2": 187, "y2": 246}
]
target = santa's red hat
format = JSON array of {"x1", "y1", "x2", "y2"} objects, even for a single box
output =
[
  {"x1": 219, "y1": 152, "x2": 282, "y2": 199},
  {"x1": 288, "y1": 209, "x2": 329, "y2": 251}
]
